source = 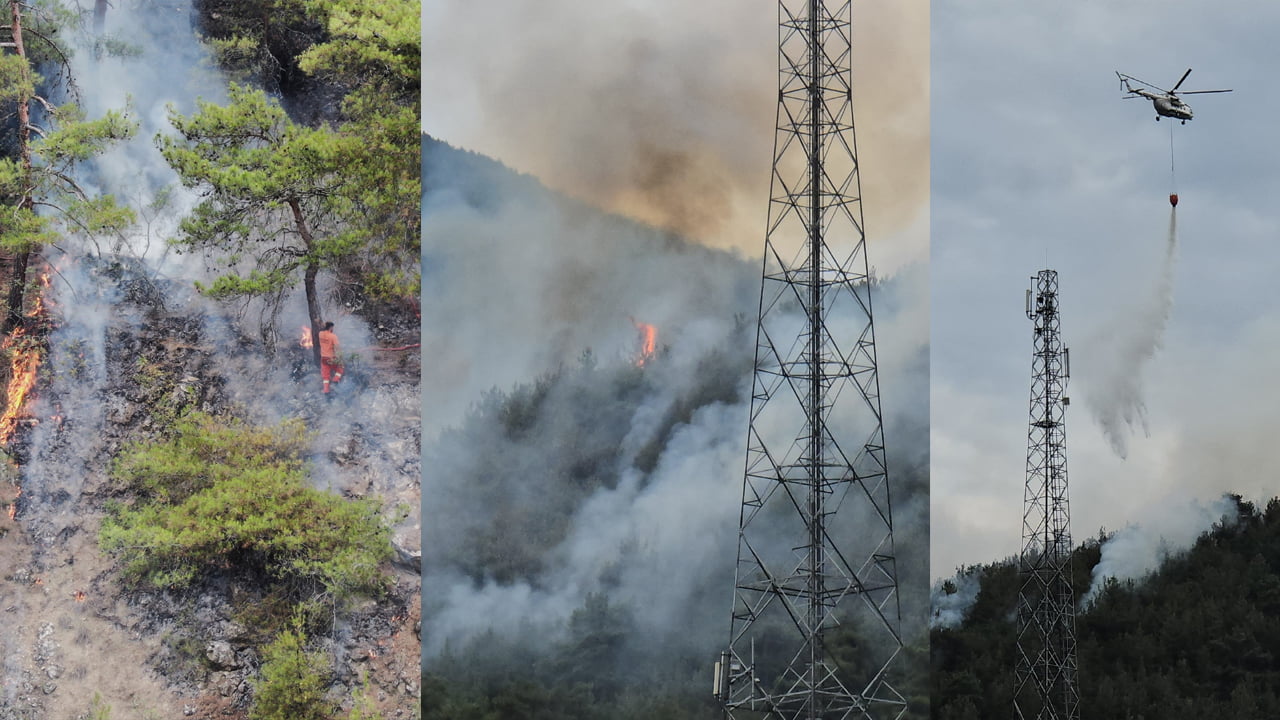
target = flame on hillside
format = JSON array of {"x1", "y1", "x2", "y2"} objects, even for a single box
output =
[
  {"x1": 0, "y1": 269, "x2": 51, "y2": 446},
  {"x1": 632, "y1": 319, "x2": 657, "y2": 367},
  {"x1": 300, "y1": 325, "x2": 313, "y2": 348}
]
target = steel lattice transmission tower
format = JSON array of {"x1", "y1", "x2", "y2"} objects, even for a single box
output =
[
  {"x1": 1013, "y1": 270, "x2": 1080, "y2": 720},
  {"x1": 714, "y1": 1, "x2": 903, "y2": 718}
]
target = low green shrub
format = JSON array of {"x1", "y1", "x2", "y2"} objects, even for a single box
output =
[{"x1": 100, "y1": 412, "x2": 391, "y2": 603}]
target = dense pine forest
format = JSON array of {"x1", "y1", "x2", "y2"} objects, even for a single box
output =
[{"x1": 933, "y1": 494, "x2": 1280, "y2": 718}]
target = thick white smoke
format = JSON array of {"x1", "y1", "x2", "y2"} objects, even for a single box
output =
[
  {"x1": 422, "y1": 138, "x2": 931, "y2": 667},
  {"x1": 1081, "y1": 493, "x2": 1234, "y2": 605},
  {"x1": 1085, "y1": 208, "x2": 1178, "y2": 458},
  {"x1": 930, "y1": 566, "x2": 984, "y2": 630},
  {"x1": 426, "y1": 400, "x2": 745, "y2": 657}
]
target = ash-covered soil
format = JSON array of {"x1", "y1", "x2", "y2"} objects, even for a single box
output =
[{"x1": 0, "y1": 256, "x2": 420, "y2": 718}]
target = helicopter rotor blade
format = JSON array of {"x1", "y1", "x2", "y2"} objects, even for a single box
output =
[
  {"x1": 1179, "y1": 89, "x2": 1233, "y2": 95},
  {"x1": 1172, "y1": 68, "x2": 1193, "y2": 92},
  {"x1": 1116, "y1": 72, "x2": 1169, "y2": 94}
]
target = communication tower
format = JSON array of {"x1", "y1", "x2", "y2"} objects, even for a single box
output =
[
  {"x1": 714, "y1": 1, "x2": 903, "y2": 717},
  {"x1": 1013, "y1": 269, "x2": 1080, "y2": 720}
]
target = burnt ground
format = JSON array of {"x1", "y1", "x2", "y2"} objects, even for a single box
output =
[{"x1": 0, "y1": 256, "x2": 421, "y2": 718}]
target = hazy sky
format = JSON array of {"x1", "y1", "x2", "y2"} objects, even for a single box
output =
[
  {"x1": 423, "y1": 1, "x2": 932, "y2": 652},
  {"x1": 423, "y1": 0, "x2": 928, "y2": 274},
  {"x1": 932, "y1": 1, "x2": 1280, "y2": 576}
]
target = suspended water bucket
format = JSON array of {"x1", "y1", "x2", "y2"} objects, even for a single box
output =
[{"x1": 1169, "y1": 193, "x2": 1179, "y2": 207}]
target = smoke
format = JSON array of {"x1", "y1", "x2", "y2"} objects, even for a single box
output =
[
  {"x1": 0, "y1": 3, "x2": 420, "y2": 711},
  {"x1": 69, "y1": 2, "x2": 227, "y2": 271},
  {"x1": 0, "y1": 0, "x2": 232, "y2": 701},
  {"x1": 1084, "y1": 208, "x2": 1178, "y2": 458},
  {"x1": 426, "y1": 399, "x2": 745, "y2": 658},
  {"x1": 423, "y1": 140, "x2": 759, "y2": 437},
  {"x1": 17, "y1": 0, "x2": 416, "y2": 536},
  {"x1": 422, "y1": 140, "x2": 758, "y2": 656},
  {"x1": 930, "y1": 566, "x2": 984, "y2": 630},
  {"x1": 1081, "y1": 493, "x2": 1234, "y2": 605},
  {"x1": 422, "y1": 138, "x2": 930, "y2": 671},
  {"x1": 422, "y1": 0, "x2": 928, "y2": 269}
]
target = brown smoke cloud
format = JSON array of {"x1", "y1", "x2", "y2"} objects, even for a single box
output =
[{"x1": 424, "y1": 0, "x2": 927, "y2": 261}]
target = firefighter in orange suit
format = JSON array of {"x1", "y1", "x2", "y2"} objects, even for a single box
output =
[{"x1": 318, "y1": 321, "x2": 344, "y2": 393}]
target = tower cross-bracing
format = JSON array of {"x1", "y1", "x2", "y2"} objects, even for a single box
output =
[
  {"x1": 715, "y1": 1, "x2": 903, "y2": 718},
  {"x1": 1013, "y1": 269, "x2": 1081, "y2": 720}
]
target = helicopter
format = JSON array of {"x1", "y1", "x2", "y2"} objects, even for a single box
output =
[{"x1": 1116, "y1": 68, "x2": 1232, "y2": 124}]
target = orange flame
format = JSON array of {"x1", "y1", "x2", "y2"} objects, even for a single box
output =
[
  {"x1": 0, "y1": 335, "x2": 41, "y2": 445},
  {"x1": 32, "y1": 271, "x2": 49, "y2": 313},
  {"x1": 299, "y1": 325, "x2": 313, "y2": 349},
  {"x1": 0, "y1": 268, "x2": 50, "y2": 446},
  {"x1": 632, "y1": 320, "x2": 657, "y2": 367}
]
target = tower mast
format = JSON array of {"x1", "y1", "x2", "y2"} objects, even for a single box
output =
[
  {"x1": 715, "y1": 2, "x2": 903, "y2": 717},
  {"x1": 1014, "y1": 269, "x2": 1081, "y2": 720}
]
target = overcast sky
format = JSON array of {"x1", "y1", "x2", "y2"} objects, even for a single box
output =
[{"x1": 932, "y1": 1, "x2": 1280, "y2": 577}]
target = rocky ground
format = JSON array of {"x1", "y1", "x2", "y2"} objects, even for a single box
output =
[{"x1": 0, "y1": 257, "x2": 421, "y2": 718}]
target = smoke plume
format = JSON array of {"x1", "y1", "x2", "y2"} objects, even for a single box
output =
[
  {"x1": 422, "y1": 137, "x2": 930, "y2": 673},
  {"x1": 930, "y1": 566, "x2": 985, "y2": 630},
  {"x1": 422, "y1": 0, "x2": 928, "y2": 269},
  {"x1": 0, "y1": 3, "x2": 419, "y2": 713},
  {"x1": 1085, "y1": 208, "x2": 1178, "y2": 458},
  {"x1": 1081, "y1": 493, "x2": 1235, "y2": 605}
]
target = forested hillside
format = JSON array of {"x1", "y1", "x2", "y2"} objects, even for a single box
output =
[
  {"x1": 933, "y1": 495, "x2": 1280, "y2": 719},
  {"x1": 0, "y1": 1, "x2": 420, "y2": 717},
  {"x1": 422, "y1": 135, "x2": 930, "y2": 719}
]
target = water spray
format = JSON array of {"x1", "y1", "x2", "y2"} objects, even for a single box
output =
[{"x1": 1087, "y1": 192, "x2": 1179, "y2": 458}]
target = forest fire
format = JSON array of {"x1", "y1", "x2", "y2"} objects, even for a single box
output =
[
  {"x1": 299, "y1": 325, "x2": 313, "y2": 348},
  {"x1": 0, "y1": 341, "x2": 41, "y2": 445},
  {"x1": 633, "y1": 319, "x2": 657, "y2": 367},
  {"x1": 0, "y1": 271, "x2": 50, "y2": 446}
]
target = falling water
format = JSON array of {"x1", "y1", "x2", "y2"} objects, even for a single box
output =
[{"x1": 1088, "y1": 207, "x2": 1179, "y2": 458}]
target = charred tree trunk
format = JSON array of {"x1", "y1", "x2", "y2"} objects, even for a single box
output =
[
  {"x1": 3, "y1": 0, "x2": 34, "y2": 335},
  {"x1": 3, "y1": 251, "x2": 27, "y2": 333},
  {"x1": 304, "y1": 262, "x2": 321, "y2": 366},
  {"x1": 289, "y1": 198, "x2": 322, "y2": 367}
]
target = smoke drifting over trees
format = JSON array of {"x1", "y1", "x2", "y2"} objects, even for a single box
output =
[
  {"x1": 423, "y1": 136, "x2": 930, "y2": 715},
  {"x1": 0, "y1": 0, "x2": 420, "y2": 715},
  {"x1": 933, "y1": 494, "x2": 1280, "y2": 719}
]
